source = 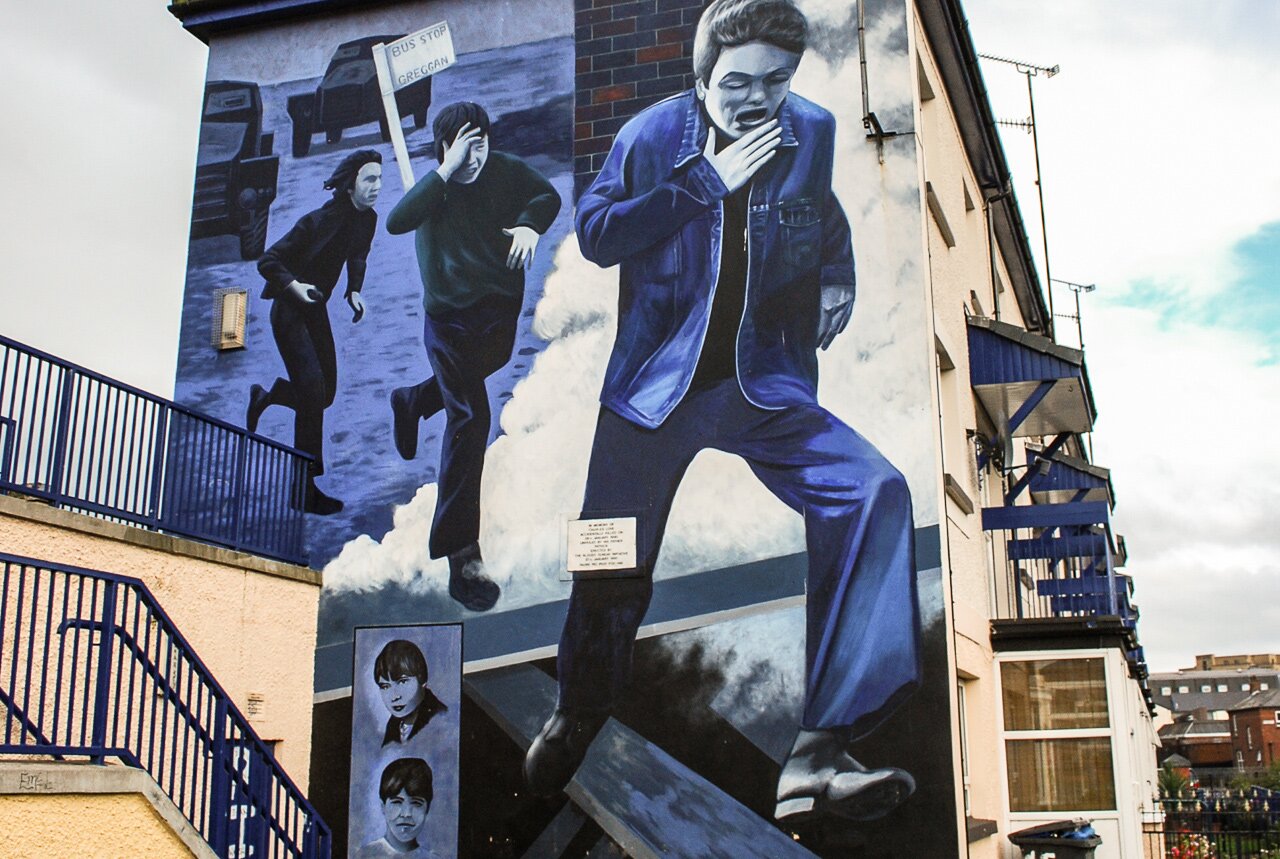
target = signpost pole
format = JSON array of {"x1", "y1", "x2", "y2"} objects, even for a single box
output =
[{"x1": 372, "y1": 43, "x2": 416, "y2": 192}]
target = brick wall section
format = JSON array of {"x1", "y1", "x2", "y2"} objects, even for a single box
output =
[
  {"x1": 1232, "y1": 707, "x2": 1280, "y2": 768},
  {"x1": 574, "y1": 0, "x2": 707, "y2": 197}
]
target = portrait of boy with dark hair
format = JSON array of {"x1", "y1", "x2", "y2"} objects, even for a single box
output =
[
  {"x1": 374, "y1": 639, "x2": 447, "y2": 747},
  {"x1": 386, "y1": 101, "x2": 561, "y2": 613},
  {"x1": 353, "y1": 757, "x2": 435, "y2": 858},
  {"x1": 247, "y1": 148, "x2": 382, "y2": 515}
]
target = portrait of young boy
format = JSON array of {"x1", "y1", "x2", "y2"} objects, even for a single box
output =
[{"x1": 354, "y1": 757, "x2": 436, "y2": 858}]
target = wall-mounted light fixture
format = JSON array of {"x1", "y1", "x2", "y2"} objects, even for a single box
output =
[{"x1": 212, "y1": 288, "x2": 248, "y2": 350}]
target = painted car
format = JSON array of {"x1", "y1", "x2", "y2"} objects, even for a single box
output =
[
  {"x1": 287, "y1": 35, "x2": 433, "y2": 157},
  {"x1": 190, "y1": 80, "x2": 279, "y2": 261}
]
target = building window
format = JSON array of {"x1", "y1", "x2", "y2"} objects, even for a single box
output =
[
  {"x1": 1201, "y1": 684, "x2": 1213, "y2": 693},
  {"x1": 1005, "y1": 738, "x2": 1117, "y2": 812},
  {"x1": 1248, "y1": 726, "x2": 1255, "y2": 748},
  {"x1": 1243, "y1": 684, "x2": 1252, "y2": 691},
  {"x1": 1161, "y1": 686, "x2": 1172, "y2": 696},
  {"x1": 1218, "y1": 684, "x2": 1229, "y2": 692},
  {"x1": 1179, "y1": 685, "x2": 1191, "y2": 694},
  {"x1": 1003, "y1": 659, "x2": 1109, "y2": 730},
  {"x1": 1262, "y1": 683, "x2": 1270, "y2": 691},
  {"x1": 1001, "y1": 658, "x2": 1115, "y2": 812}
]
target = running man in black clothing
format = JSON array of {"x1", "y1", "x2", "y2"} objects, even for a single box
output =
[
  {"x1": 248, "y1": 149, "x2": 381, "y2": 515},
  {"x1": 387, "y1": 102, "x2": 561, "y2": 611}
]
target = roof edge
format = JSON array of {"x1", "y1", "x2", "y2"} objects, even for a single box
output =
[
  {"x1": 168, "y1": 0, "x2": 384, "y2": 42},
  {"x1": 915, "y1": 0, "x2": 1051, "y2": 335}
]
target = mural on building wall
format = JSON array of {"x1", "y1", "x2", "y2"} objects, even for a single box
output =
[
  {"x1": 349, "y1": 625, "x2": 462, "y2": 859},
  {"x1": 175, "y1": 0, "x2": 959, "y2": 854}
]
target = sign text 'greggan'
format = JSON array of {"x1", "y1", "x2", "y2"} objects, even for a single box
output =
[{"x1": 385, "y1": 22, "x2": 456, "y2": 89}]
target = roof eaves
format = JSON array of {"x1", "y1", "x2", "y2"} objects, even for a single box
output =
[
  {"x1": 915, "y1": 0, "x2": 1051, "y2": 336},
  {"x1": 168, "y1": 0, "x2": 379, "y2": 42}
]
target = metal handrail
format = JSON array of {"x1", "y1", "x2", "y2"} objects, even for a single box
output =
[
  {"x1": 0, "y1": 552, "x2": 331, "y2": 858},
  {"x1": 0, "y1": 333, "x2": 310, "y2": 565},
  {"x1": 994, "y1": 522, "x2": 1131, "y2": 625}
]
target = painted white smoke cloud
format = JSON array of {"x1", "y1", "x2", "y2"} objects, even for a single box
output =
[{"x1": 325, "y1": 0, "x2": 938, "y2": 603}]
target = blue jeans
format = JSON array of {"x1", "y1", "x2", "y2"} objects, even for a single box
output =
[
  {"x1": 408, "y1": 295, "x2": 520, "y2": 559},
  {"x1": 557, "y1": 380, "x2": 921, "y2": 737}
]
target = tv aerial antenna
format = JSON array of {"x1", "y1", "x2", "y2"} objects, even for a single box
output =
[{"x1": 979, "y1": 52, "x2": 1061, "y2": 336}]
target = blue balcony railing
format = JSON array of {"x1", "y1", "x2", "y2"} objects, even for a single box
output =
[
  {"x1": 0, "y1": 334, "x2": 309, "y2": 565},
  {"x1": 0, "y1": 552, "x2": 330, "y2": 858}
]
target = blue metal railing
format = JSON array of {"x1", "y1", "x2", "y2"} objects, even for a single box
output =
[
  {"x1": 992, "y1": 517, "x2": 1133, "y2": 626},
  {"x1": 0, "y1": 334, "x2": 309, "y2": 565},
  {"x1": 0, "y1": 552, "x2": 330, "y2": 858}
]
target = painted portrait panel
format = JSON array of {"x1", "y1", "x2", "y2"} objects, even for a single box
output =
[{"x1": 349, "y1": 624, "x2": 462, "y2": 859}]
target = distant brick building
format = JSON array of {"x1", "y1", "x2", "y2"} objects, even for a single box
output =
[
  {"x1": 1150, "y1": 667, "x2": 1280, "y2": 716},
  {"x1": 1159, "y1": 713, "x2": 1233, "y2": 769},
  {"x1": 1197, "y1": 653, "x2": 1280, "y2": 672},
  {"x1": 1230, "y1": 689, "x2": 1280, "y2": 770}
]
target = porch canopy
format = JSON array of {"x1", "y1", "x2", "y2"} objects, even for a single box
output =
[{"x1": 967, "y1": 316, "x2": 1096, "y2": 439}]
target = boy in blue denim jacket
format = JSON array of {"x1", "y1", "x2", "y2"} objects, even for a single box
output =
[{"x1": 527, "y1": 0, "x2": 921, "y2": 823}]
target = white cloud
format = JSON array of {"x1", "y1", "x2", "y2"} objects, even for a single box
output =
[{"x1": 322, "y1": 238, "x2": 810, "y2": 601}]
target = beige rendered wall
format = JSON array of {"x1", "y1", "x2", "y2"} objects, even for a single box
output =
[
  {"x1": 0, "y1": 793, "x2": 194, "y2": 858},
  {"x1": 912, "y1": 9, "x2": 1155, "y2": 857},
  {"x1": 911, "y1": 7, "x2": 1041, "y2": 857},
  {"x1": 0, "y1": 761, "x2": 216, "y2": 858},
  {"x1": 0, "y1": 494, "x2": 322, "y2": 788}
]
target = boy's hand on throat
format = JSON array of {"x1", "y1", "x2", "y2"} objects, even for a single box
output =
[{"x1": 703, "y1": 120, "x2": 781, "y2": 194}]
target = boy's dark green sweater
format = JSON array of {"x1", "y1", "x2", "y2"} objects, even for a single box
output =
[{"x1": 387, "y1": 151, "x2": 561, "y2": 315}]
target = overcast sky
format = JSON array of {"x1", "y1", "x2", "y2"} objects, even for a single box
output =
[
  {"x1": 2, "y1": 0, "x2": 1276, "y2": 673},
  {"x1": 963, "y1": 1, "x2": 1280, "y2": 674}
]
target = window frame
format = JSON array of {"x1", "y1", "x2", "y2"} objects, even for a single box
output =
[{"x1": 996, "y1": 652, "x2": 1121, "y2": 815}]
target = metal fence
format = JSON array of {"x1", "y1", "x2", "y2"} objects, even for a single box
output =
[
  {"x1": 0, "y1": 334, "x2": 309, "y2": 565},
  {"x1": 0, "y1": 553, "x2": 330, "y2": 858},
  {"x1": 1144, "y1": 794, "x2": 1280, "y2": 859}
]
